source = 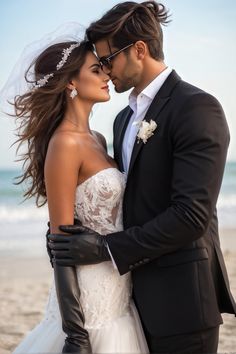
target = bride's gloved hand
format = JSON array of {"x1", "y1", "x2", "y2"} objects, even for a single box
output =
[{"x1": 48, "y1": 224, "x2": 110, "y2": 267}]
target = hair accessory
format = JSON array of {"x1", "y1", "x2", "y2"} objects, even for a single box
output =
[
  {"x1": 34, "y1": 73, "x2": 54, "y2": 89},
  {"x1": 56, "y1": 43, "x2": 79, "y2": 70},
  {"x1": 34, "y1": 42, "x2": 79, "y2": 89}
]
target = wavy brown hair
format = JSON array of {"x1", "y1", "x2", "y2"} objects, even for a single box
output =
[
  {"x1": 13, "y1": 40, "x2": 93, "y2": 207},
  {"x1": 86, "y1": 1, "x2": 170, "y2": 61}
]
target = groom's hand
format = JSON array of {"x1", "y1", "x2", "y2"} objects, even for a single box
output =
[
  {"x1": 48, "y1": 224, "x2": 110, "y2": 266},
  {"x1": 45, "y1": 219, "x2": 83, "y2": 267},
  {"x1": 46, "y1": 225, "x2": 54, "y2": 268}
]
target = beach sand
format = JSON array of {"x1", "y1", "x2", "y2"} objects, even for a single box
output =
[{"x1": 0, "y1": 229, "x2": 235, "y2": 354}]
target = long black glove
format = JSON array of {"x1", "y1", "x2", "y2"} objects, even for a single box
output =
[
  {"x1": 53, "y1": 264, "x2": 92, "y2": 353},
  {"x1": 48, "y1": 224, "x2": 110, "y2": 267}
]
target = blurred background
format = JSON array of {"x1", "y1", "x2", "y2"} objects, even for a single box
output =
[{"x1": 0, "y1": 1, "x2": 235, "y2": 353}]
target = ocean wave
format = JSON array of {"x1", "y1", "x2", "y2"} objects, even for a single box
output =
[
  {"x1": 217, "y1": 194, "x2": 236, "y2": 228},
  {"x1": 217, "y1": 193, "x2": 236, "y2": 207},
  {"x1": 0, "y1": 205, "x2": 48, "y2": 222},
  {"x1": 0, "y1": 192, "x2": 236, "y2": 227}
]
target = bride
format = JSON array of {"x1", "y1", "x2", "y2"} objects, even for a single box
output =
[{"x1": 5, "y1": 35, "x2": 149, "y2": 353}]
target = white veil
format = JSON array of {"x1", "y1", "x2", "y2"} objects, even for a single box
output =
[{"x1": 0, "y1": 22, "x2": 86, "y2": 115}]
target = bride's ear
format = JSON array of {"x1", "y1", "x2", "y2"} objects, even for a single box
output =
[{"x1": 66, "y1": 80, "x2": 75, "y2": 90}]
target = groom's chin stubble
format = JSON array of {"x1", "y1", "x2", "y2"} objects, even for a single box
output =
[{"x1": 114, "y1": 84, "x2": 133, "y2": 94}]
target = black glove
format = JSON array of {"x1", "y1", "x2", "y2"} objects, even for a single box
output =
[
  {"x1": 53, "y1": 264, "x2": 92, "y2": 353},
  {"x1": 48, "y1": 224, "x2": 110, "y2": 267},
  {"x1": 46, "y1": 219, "x2": 83, "y2": 267},
  {"x1": 46, "y1": 224, "x2": 54, "y2": 268}
]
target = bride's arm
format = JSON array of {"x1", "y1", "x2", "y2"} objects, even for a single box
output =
[
  {"x1": 44, "y1": 132, "x2": 92, "y2": 353},
  {"x1": 44, "y1": 132, "x2": 80, "y2": 234}
]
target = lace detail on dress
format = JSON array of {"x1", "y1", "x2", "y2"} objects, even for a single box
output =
[
  {"x1": 42, "y1": 169, "x2": 132, "y2": 330},
  {"x1": 74, "y1": 168, "x2": 132, "y2": 329},
  {"x1": 74, "y1": 168, "x2": 126, "y2": 235},
  {"x1": 77, "y1": 263, "x2": 132, "y2": 329}
]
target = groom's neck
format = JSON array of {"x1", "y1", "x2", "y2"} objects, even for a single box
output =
[{"x1": 133, "y1": 59, "x2": 167, "y2": 95}]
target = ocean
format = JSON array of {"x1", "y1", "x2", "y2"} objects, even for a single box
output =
[{"x1": 0, "y1": 162, "x2": 236, "y2": 257}]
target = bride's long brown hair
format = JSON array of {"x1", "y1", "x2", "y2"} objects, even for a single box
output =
[{"x1": 13, "y1": 40, "x2": 93, "y2": 206}]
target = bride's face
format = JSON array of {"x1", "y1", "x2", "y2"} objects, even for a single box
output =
[{"x1": 72, "y1": 52, "x2": 110, "y2": 103}]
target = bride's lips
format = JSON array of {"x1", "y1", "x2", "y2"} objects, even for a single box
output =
[{"x1": 101, "y1": 85, "x2": 109, "y2": 90}]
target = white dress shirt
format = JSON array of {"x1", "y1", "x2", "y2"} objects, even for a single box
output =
[{"x1": 122, "y1": 67, "x2": 172, "y2": 173}]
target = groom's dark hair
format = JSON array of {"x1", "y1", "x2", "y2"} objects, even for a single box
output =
[{"x1": 86, "y1": 1, "x2": 170, "y2": 61}]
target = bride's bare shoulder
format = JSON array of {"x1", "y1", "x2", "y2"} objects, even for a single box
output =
[
  {"x1": 50, "y1": 129, "x2": 82, "y2": 145},
  {"x1": 45, "y1": 130, "x2": 84, "y2": 170}
]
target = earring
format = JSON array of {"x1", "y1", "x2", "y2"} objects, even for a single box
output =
[{"x1": 70, "y1": 88, "x2": 78, "y2": 99}]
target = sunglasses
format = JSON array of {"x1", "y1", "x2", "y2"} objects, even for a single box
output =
[{"x1": 99, "y1": 43, "x2": 134, "y2": 70}]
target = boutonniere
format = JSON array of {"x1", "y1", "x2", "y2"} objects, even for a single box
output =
[{"x1": 134, "y1": 119, "x2": 157, "y2": 144}]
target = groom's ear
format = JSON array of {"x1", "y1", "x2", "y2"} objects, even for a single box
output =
[{"x1": 134, "y1": 41, "x2": 147, "y2": 60}]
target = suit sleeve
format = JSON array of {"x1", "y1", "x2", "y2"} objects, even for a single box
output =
[{"x1": 107, "y1": 92, "x2": 230, "y2": 275}]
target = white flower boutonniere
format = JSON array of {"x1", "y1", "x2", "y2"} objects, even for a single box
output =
[{"x1": 136, "y1": 119, "x2": 157, "y2": 144}]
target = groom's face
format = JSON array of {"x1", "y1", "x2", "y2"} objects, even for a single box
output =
[{"x1": 95, "y1": 39, "x2": 142, "y2": 93}]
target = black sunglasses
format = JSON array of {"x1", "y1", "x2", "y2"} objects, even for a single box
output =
[{"x1": 99, "y1": 43, "x2": 134, "y2": 70}]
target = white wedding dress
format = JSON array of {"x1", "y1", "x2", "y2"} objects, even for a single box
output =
[{"x1": 13, "y1": 168, "x2": 149, "y2": 354}]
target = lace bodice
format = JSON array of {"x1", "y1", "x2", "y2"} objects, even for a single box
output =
[{"x1": 74, "y1": 167, "x2": 126, "y2": 235}]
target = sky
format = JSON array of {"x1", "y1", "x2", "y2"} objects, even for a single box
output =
[{"x1": 0, "y1": 0, "x2": 235, "y2": 168}]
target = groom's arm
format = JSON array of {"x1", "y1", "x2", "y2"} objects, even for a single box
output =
[{"x1": 106, "y1": 92, "x2": 230, "y2": 275}]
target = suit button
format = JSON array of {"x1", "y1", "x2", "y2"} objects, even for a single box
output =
[
  {"x1": 143, "y1": 258, "x2": 150, "y2": 263},
  {"x1": 129, "y1": 265, "x2": 134, "y2": 270}
]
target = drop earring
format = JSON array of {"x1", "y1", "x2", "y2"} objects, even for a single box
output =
[{"x1": 70, "y1": 88, "x2": 78, "y2": 99}]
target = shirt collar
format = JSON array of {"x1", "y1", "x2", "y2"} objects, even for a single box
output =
[{"x1": 129, "y1": 67, "x2": 172, "y2": 110}]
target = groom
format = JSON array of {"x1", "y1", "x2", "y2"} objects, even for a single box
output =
[{"x1": 49, "y1": 1, "x2": 236, "y2": 353}]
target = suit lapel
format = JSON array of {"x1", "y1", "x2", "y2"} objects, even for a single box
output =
[
  {"x1": 114, "y1": 107, "x2": 133, "y2": 171},
  {"x1": 128, "y1": 70, "x2": 181, "y2": 177}
]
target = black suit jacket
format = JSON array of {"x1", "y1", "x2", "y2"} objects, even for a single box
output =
[{"x1": 106, "y1": 71, "x2": 236, "y2": 337}]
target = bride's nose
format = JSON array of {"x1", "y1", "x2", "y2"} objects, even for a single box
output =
[{"x1": 102, "y1": 73, "x2": 110, "y2": 83}]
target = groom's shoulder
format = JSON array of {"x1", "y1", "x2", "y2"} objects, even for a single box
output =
[
  {"x1": 177, "y1": 78, "x2": 208, "y2": 96},
  {"x1": 176, "y1": 76, "x2": 215, "y2": 101},
  {"x1": 172, "y1": 76, "x2": 222, "y2": 108}
]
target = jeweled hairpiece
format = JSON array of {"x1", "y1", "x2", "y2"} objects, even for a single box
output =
[
  {"x1": 33, "y1": 42, "x2": 79, "y2": 89},
  {"x1": 34, "y1": 73, "x2": 54, "y2": 89}
]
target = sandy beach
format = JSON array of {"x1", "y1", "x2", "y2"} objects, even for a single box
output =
[{"x1": 0, "y1": 229, "x2": 235, "y2": 354}]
